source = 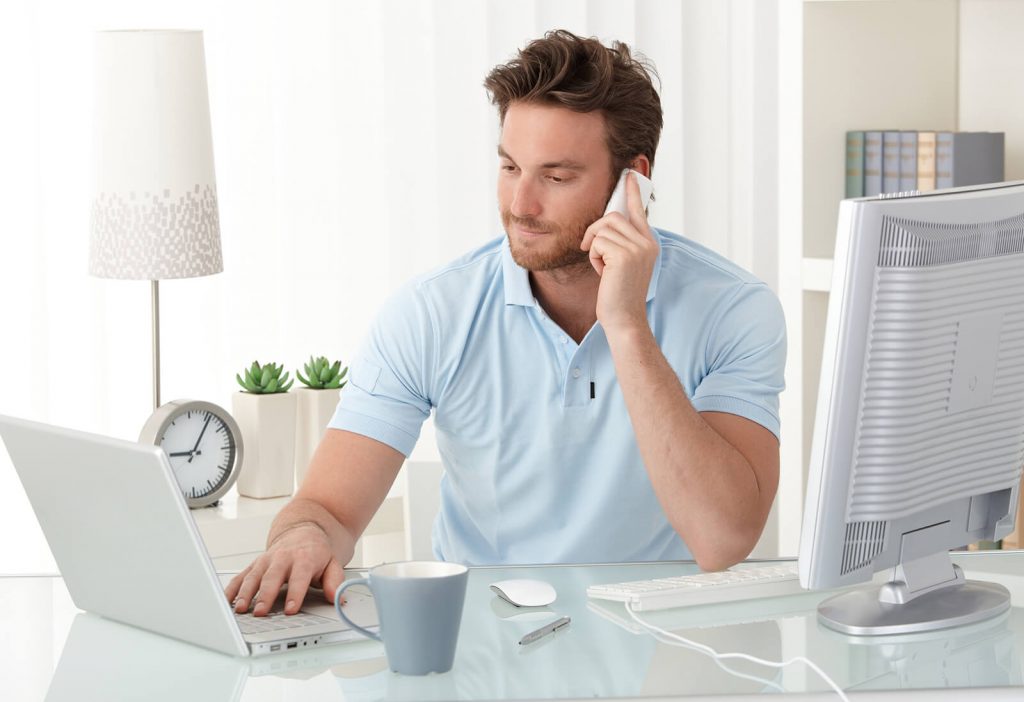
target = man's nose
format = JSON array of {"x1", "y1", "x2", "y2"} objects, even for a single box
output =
[{"x1": 510, "y1": 178, "x2": 541, "y2": 218}]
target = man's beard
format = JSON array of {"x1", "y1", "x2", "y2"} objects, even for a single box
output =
[{"x1": 501, "y1": 206, "x2": 605, "y2": 272}]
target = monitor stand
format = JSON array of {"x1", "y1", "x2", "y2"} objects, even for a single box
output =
[{"x1": 817, "y1": 550, "x2": 1010, "y2": 636}]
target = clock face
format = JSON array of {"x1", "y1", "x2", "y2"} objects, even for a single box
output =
[{"x1": 159, "y1": 407, "x2": 238, "y2": 503}]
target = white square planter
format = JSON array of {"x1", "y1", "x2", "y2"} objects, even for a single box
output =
[
  {"x1": 233, "y1": 391, "x2": 297, "y2": 499},
  {"x1": 294, "y1": 387, "x2": 341, "y2": 488}
]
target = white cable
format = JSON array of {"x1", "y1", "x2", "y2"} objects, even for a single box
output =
[
  {"x1": 625, "y1": 603, "x2": 850, "y2": 702},
  {"x1": 642, "y1": 625, "x2": 788, "y2": 693}
]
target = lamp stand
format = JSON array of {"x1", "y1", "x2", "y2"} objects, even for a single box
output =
[{"x1": 151, "y1": 280, "x2": 161, "y2": 410}]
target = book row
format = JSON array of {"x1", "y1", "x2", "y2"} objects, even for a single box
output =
[{"x1": 846, "y1": 131, "x2": 1004, "y2": 198}]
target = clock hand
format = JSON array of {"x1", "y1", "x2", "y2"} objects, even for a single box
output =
[
  {"x1": 189, "y1": 415, "x2": 213, "y2": 463},
  {"x1": 168, "y1": 451, "x2": 194, "y2": 457},
  {"x1": 193, "y1": 416, "x2": 212, "y2": 452}
]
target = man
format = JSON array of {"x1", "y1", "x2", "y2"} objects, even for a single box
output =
[{"x1": 227, "y1": 30, "x2": 785, "y2": 618}]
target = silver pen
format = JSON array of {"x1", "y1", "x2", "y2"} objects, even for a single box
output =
[{"x1": 518, "y1": 615, "x2": 571, "y2": 645}]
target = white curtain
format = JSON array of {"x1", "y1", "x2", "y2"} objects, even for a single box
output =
[{"x1": 0, "y1": 0, "x2": 781, "y2": 573}]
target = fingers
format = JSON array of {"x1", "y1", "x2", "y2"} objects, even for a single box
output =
[
  {"x1": 588, "y1": 234, "x2": 625, "y2": 276},
  {"x1": 224, "y1": 565, "x2": 251, "y2": 602},
  {"x1": 282, "y1": 561, "x2": 316, "y2": 615},
  {"x1": 581, "y1": 211, "x2": 651, "y2": 255},
  {"x1": 581, "y1": 212, "x2": 625, "y2": 253},
  {"x1": 250, "y1": 563, "x2": 291, "y2": 617},
  {"x1": 586, "y1": 223, "x2": 644, "y2": 269},
  {"x1": 232, "y1": 560, "x2": 267, "y2": 613},
  {"x1": 624, "y1": 171, "x2": 652, "y2": 230},
  {"x1": 230, "y1": 556, "x2": 294, "y2": 616}
]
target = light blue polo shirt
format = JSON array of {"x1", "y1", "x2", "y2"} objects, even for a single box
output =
[{"x1": 329, "y1": 228, "x2": 786, "y2": 565}]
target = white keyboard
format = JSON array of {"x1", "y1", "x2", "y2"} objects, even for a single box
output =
[{"x1": 586, "y1": 562, "x2": 803, "y2": 611}]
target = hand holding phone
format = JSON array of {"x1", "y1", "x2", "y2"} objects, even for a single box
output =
[
  {"x1": 604, "y1": 168, "x2": 654, "y2": 217},
  {"x1": 582, "y1": 168, "x2": 658, "y2": 333}
]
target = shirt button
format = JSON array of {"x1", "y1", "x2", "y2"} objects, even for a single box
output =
[
  {"x1": 561, "y1": 336, "x2": 568, "y2": 344},
  {"x1": 572, "y1": 367, "x2": 582, "y2": 379}
]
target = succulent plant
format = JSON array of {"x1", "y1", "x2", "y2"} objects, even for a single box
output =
[
  {"x1": 236, "y1": 360, "x2": 294, "y2": 394},
  {"x1": 297, "y1": 355, "x2": 348, "y2": 390}
]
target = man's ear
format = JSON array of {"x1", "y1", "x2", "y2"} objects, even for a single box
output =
[{"x1": 629, "y1": 155, "x2": 651, "y2": 179}]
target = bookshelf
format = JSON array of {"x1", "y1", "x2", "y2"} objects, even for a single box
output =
[{"x1": 776, "y1": 0, "x2": 1024, "y2": 555}]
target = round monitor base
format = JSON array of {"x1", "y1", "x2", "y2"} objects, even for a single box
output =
[{"x1": 818, "y1": 580, "x2": 1010, "y2": 636}]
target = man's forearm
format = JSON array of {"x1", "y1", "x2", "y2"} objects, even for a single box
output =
[
  {"x1": 268, "y1": 496, "x2": 359, "y2": 567},
  {"x1": 606, "y1": 323, "x2": 765, "y2": 570}
]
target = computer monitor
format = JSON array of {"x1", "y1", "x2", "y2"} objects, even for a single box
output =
[{"x1": 799, "y1": 181, "x2": 1024, "y2": 636}]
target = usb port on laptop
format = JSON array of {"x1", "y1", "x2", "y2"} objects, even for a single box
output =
[{"x1": 287, "y1": 642, "x2": 298, "y2": 649}]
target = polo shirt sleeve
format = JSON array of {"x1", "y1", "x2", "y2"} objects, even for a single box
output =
[
  {"x1": 328, "y1": 282, "x2": 436, "y2": 456},
  {"x1": 690, "y1": 282, "x2": 787, "y2": 440}
]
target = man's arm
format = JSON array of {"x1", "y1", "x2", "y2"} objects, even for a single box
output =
[
  {"x1": 606, "y1": 325, "x2": 778, "y2": 571},
  {"x1": 225, "y1": 428, "x2": 404, "y2": 615},
  {"x1": 581, "y1": 171, "x2": 780, "y2": 571}
]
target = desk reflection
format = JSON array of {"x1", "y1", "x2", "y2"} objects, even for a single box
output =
[
  {"x1": 844, "y1": 607, "x2": 1024, "y2": 691},
  {"x1": 41, "y1": 563, "x2": 1024, "y2": 701},
  {"x1": 45, "y1": 612, "x2": 381, "y2": 702},
  {"x1": 46, "y1": 613, "x2": 247, "y2": 702}
]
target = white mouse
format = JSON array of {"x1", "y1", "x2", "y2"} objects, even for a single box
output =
[{"x1": 489, "y1": 579, "x2": 557, "y2": 608}]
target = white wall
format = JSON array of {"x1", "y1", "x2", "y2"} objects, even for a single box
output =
[{"x1": 0, "y1": 0, "x2": 784, "y2": 573}]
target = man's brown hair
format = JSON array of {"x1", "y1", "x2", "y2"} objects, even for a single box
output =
[{"x1": 483, "y1": 29, "x2": 663, "y2": 178}]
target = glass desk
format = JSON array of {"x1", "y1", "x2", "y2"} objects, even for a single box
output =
[{"x1": 3, "y1": 552, "x2": 1024, "y2": 701}]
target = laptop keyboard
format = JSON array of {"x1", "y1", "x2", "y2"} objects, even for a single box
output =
[{"x1": 234, "y1": 610, "x2": 335, "y2": 635}]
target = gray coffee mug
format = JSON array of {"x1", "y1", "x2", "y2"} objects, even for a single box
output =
[{"x1": 335, "y1": 561, "x2": 469, "y2": 675}]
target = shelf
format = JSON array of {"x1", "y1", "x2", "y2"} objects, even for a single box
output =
[{"x1": 776, "y1": 0, "x2": 1024, "y2": 558}]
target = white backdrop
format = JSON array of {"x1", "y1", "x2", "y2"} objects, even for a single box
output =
[{"x1": 0, "y1": 0, "x2": 782, "y2": 573}]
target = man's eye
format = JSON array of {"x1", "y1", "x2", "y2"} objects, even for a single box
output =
[
  {"x1": 501, "y1": 164, "x2": 517, "y2": 172},
  {"x1": 548, "y1": 175, "x2": 567, "y2": 184}
]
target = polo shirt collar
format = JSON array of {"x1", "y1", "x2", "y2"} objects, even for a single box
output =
[
  {"x1": 501, "y1": 237, "x2": 536, "y2": 306},
  {"x1": 501, "y1": 228, "x2": 664, "y2": 306}
]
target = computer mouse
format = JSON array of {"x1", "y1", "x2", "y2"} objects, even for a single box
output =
[{"x1": 489, "y1": 579, "x2": 557, "y2": 607}]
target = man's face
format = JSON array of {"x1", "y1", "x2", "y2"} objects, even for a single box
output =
[{"x1": 497, "y1": 102, "x2": 616, "y2": 272}]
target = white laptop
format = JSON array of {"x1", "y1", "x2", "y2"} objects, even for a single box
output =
[{"x1": 0, "y1": 414, "x2": 379, "y2": 657}]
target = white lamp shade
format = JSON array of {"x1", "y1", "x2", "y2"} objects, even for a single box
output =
[{"x1": 89, "y1": 30, "x2": 223, "y2": 280}]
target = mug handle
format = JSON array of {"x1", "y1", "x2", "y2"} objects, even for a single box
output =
[{"x1": 334, "y1": 578, "x2": 382, "y2": 642}]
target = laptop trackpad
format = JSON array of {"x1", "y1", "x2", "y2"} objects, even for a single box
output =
[{"x1": 309, "y1": 585, "x2": 378, "y2": 626}]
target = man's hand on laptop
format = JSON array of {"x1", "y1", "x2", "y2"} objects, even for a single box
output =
[{"x1": 225, "y1": 521, "x2": 345, "y2": 617}]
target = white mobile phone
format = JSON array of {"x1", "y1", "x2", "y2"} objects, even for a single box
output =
[{"x1": 604, "y1": 168, "x2": 654, "y2": 217}]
